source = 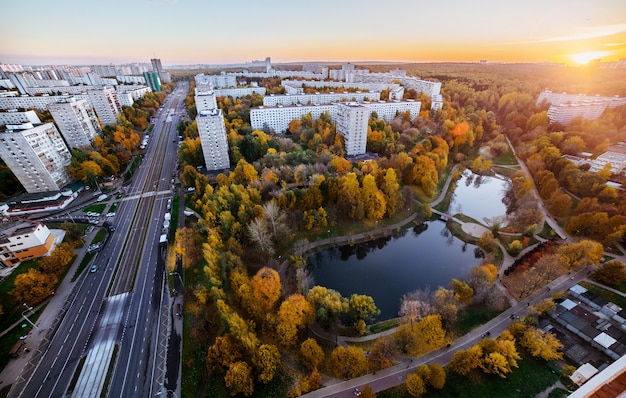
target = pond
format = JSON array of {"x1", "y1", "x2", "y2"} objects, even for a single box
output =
[
  {"x1": 308, "y1": 221, "x2": 484, "y2": 320},
  {"x1": 308, "y1": 170, "x2": 511, "y2": 321},
  {"x1": 449, "y1": 170, "x2": 509, "y2": 223}
]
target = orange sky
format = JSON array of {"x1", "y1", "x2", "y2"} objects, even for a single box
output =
[{"x1": 1, "y1": 0, "x2": 625, "y2": 66}]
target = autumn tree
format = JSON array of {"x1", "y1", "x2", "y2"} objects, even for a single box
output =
[
  {"x1": 224, "y1": 361, "x2": 254, "y2": 396},
  {"x1": 39, "y1": 242, "x2": 75, "y2": 276},
  {"x1": 174, "y1": 227, "x2": 202, "y2": 270},
  {"x1": 11, "y1": 268, "x2": 57, "y2": 305},
  {"x1": 361, "y1": 174, "x2": 386, "y2": 220},
  {"x1": 558, "y1": 240, "x2": 604, "y2": 268},
  {"x1": 251, "y1": 267, "x2": 282, "y2": 315},
  {"x1": 450, "y1": 279, "x2": 473, "y2": 304},
  {"x1": 300, "y1": 338, "x2": 325, "y2": 371},
  {"x1": 395, "y1": 314, "x2": 447, "y2": 356},
  {"x1": 448, "y1": 345, "x2": 483, "y2": 376},
  {"x1": 276, "y1": 294, "x2": 315, "y2": 346},
  {"x1": 434, "y1": 287, "x2": 458, "y2": 327},
  {"x1": 591, "y1": 260, "x2": 626, "y2": 287},
  {"x1": 398, "y1": 288, "x2": 435, "y2": 323},
  {"x1": 206, "y1": 334, "x2": 242, "y2": 373},
  {"x1": 349, "y1": 294, "x2": 380, "y2": 326},
  {"x1": 330, "y1": 345, "x2": 369, "y2": 379},
  {"x1": 368, "y1": 336, "x2": 395, "y2": 372},
  {"x1": 406, "y1": 373, "x2": 426, "y2": 398},
  {"x1": 307, "y1": 285, "x2": 349, "y2": 326},
  {"x1": 520, "y1": 328, "x2": 563, "y2": 361},
  {"x1": 252, "y1": 343, "x2": 281, "y2": 384},
  {"x1": 381, "y1": 168, "x2": 401, "y2": 216}
]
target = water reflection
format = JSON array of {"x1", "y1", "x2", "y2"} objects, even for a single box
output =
[
  {"x1": 450, "y1": 170, "x2": 508, "y2": 221},
  {"x1": 309, "y1": 221, "x2": 481, "y2": 320}
]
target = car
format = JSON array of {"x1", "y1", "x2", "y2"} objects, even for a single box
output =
[
  {"x1": 106, "y1": 212, "x2": 115, "y2": 217},
  {"x1": 108, "y1": 225, "x2": 116, "y2": 232},
  {"x1": 90, "y1": 264, "x2": 98, "y2": 273}
]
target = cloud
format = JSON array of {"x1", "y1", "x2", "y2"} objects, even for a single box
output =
[
  {"x1": 540, "y1": 24, "x2": 626, "y2": 42},
  {"x1": 147, "y1": 0, "x2": 178, "y2": 3}
]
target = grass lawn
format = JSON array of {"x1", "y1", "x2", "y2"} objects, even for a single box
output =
[
  {"x1": 0, "y1": 309, "x2": 42, "y2": 374},
  {"x1": 370, "y1": 318, "x2": 400, "y2": 334},
  {"x1": 83, "y1": 203, "x2": 107, "y2": 214},
  {"x1": 109, "y1": 201, "x2": 119, "y2": 212},
  {"x1": 91, "y1": 229, "x2": 107, "y2": 244},
  {"x1": 455, "y1": 305, "x2": 504, "y2": 336},
  {"x1": 379, "y1": 351, "x2": 560, "y2": 398},
  {"x1": 537, "y1": 222, "x2": 559, "y2": 240},
  {"x1": 493, "y1": 148, "x2": 518, "y2": 166}
]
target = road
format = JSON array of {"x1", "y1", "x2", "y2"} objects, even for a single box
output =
[
  {"x1": 9, "y1": 82, "x2": 186, "y2": 398},
  {"x1": 301, "y1": 266, "x2": 595, "y2": 397}
]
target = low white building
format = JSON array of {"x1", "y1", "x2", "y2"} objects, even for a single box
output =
[
  {"x1": 263, "y1": 91, "x2": 379, "y2": 107},
  {"x1": 0, "y1": 110, "x2": 41, "y2": 126},
  {"x1": 0, "y1": 219, "x2": 56, "y2": 267}
]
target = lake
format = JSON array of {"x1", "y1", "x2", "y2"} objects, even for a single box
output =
[
  {"x1": 308, "y1": 170, "x2": 509, "y2": 321},
  {"x1": 308, "y1": 222, "x2": 483, "y2": 320}
]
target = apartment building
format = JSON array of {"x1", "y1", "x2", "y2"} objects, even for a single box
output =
[
  {"x1": 0, "y1": 110, "x2": 41, "y2": 126},
  {"x1": 48, "y1": 98, "x2": 101, "y2": 149},
  {"x1": 196, "y1": 109, "x2": 230, "y2": 171},
  {"x1": 87, "y1": 87, "x2": 122, "y2": 125},
  {"x1": 538, "y1": 90, "x2": 626, "y2": 125},
  {"x1": 143, "y1": 71, "x2": 161, "y2": 92},
  {"x1": 195, "y1": 73, "x2": 237, "y2": 89},
  {"x1": 194, "y1": 90, "x2": 218, "y2": 112},
  {"x1": 0, "y1": 219, "x2": 55, "y2": 267},
  {"x1": 0, "y1": 123, "x2": 72, "y2": 193},
  {"x1": 589, "y1": 152, "x2": 626, "y2": 175},
  {"x1": 213, "y1": 87, "x2": 266, "y2": 98},
  {"x1": 250, "y1": 100, "x2": 421, "y2": 134},
  {"x1": 336, "y1": 103, "x2": 368, "y2": 156},
  {"x1": 0, "y1": 94, "x2": 89, "y2": 111},
  {"x1": 263, "y1": 91, "x2": 380, "y2": 107}
]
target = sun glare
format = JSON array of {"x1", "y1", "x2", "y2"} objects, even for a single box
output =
[{"x1": 568, "y1": 51, "x2": 613, "y2": 65}]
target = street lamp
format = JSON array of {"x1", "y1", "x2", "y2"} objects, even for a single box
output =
[
  {"x1": 169, "y1": 271, "x2": 184, "y2": 289},
  {"x1": 21, "y1": 304, "x2": 39, "y2": 330}
]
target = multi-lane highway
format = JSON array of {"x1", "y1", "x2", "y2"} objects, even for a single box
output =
[{"x1": 10, "y1": 82, "x2": 187, "y2": 398}]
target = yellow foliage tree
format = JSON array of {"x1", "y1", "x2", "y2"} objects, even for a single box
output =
[{"x1": 224, "y1": 361, "x2": 254, "y2": 396}]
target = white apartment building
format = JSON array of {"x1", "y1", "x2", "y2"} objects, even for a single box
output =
[
  {"x1": 263, "y1": 91, "x2": 380, "y2": 107},
  {"x1": 87, "y1": 87, "x2": 122, "y2": 125},
  {"x1": 364, "y1": 100, "x2": 421, "y2": 121},
  {"x1": 546, "y1": 102, "x2": 608, "y2": 125},
  {"x1": 194, "y1": 91, "x2": 218, "y2": 112},
  {"x1": 251, "y1": 104, "x2": 337, "y2": 133},
  {"x1": 0, "y1": 94, "x2": 88, "y2": 111},
  {"x1": 0, "y1": 123, "x2": 72, "y2": 193},
  {"x1": 48, "y1": 98, "x2": 101, "y2": 149},
  {"x1": 213, "y1": 87, "x2": 266, "y2": 98},
  {"x1": 282, "y1": 80, "x2": 402, "y2": 94},
  {"x1": 589, "y1": 152, "x2": 626, "y2": 175},
  {"x1": 0, "y1": 219, "x2": 55, "y2": 267},
  {"x1": 336, "y1": 103, "x2": 368, "y2": 156},
  {"x1": 117, "y1": 92, "x2": 134, "y2": 107},
  {"x1": 538, "y1": 90, "x2": 626, "y2": 125},
  {"x1": 195, "y1": 73, "x2": 237, "y2": 89},
  {"x1": 0, "y1": 110, "x2": 41, "y2": 126},
  {"x1": 196, "y1": 109, "x2": 230, "y2": 171},
  {"x1": 116, "y1": 85, "x2": 151, "y2": 100},
  {"x1": 250, "y1": 100, "x2": 421, "y2": 134},
  {"x1": 117, "y1": 75, "x2": 146, "y2": 84}
]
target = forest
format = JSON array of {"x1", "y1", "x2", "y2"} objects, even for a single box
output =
[{"x1": 173, "y1": 63, "x2": 626, "y2": 397}]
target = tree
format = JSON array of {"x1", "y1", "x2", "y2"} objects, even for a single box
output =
[
  {"x1": 206, "y1": 334, "x2": 242, "y2": 373},
  {"x1": 307, "y1": 285, "x2": 349, "y2": 325},
  {"x1": 330, "y1": 345, "x2": 369, "y2": 379},
  {"x1": 251, "y1": 267, "x2": 281, "y2": 314},
  {"x1": 11, "y1": 268, "x2": 57, "y2": 305},
  {"x1": 252, "y1": 344, "x2": 281, "y2": 384},
  {"x1": 558, "y1": 240, "x2": 604, "y2": 268},
  {"x1": 520, "y1": 328, "x2": 563, "y2": 361},
  {"x1": 174, "y1": 227, "x2": 202, "y2": 270},
  {"x1": 360, "y1": 386, "x2": 377, "y2": 398},
  {"x1": 276, "y1": 294, "x2": 315, "y2": 346},
  {"x1": 399, "y1": 288, "x2": 435, "y2": 323},
  {"x1": 247, "y1": 218, "x2": 273, "y2": 254},
  {"x1": 262, "y1": 200, "x2": 287, "y2": 240},
  {"x1": 481, "y1": 352, "x2": 511, "y2": 378},
  {"x1": 361, "y1": 174, "x2": 386, "y2": 220},
  {"x1": 349, "y1": 294, "x2": 380, "y2": 325},
  {"x1": 406, "y1": 373, "x2": 426, "y2": 398},
  {"x1": 382, "y1": 168, "x2": 401, "y2": 216},
  {"x1": 448, "y1": 345, "x2": 482, "y2": 376},
  {"x1": 434, "y1": 287, "x2": 458, "y2": 327},
  {"x1": 427, "y1": 363, "x2": 446, "y2": 389},
  {"x1": 224, "y1": 361, "x2": 254, "y2": 396},
  {"x1": 591, "y1": 260, "x2": 626, "y2": 287},
  {"x1": 368, "y1": 336, "x2": 394, "y2": 372},
  {"x1": 300, "y1": 338, "x2": 325, "y2": 371},
  {"x1": 450, "y1": 279, "x2": 473, "y2": 304}
]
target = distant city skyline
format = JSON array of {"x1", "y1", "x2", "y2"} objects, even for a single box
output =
[{"x1": 1, "y1": 0, "x2": 625, "y2": 67}]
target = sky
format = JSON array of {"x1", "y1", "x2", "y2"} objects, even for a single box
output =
[{"x1": 1, "y1": 0, "x2": 626, "y2": 66}]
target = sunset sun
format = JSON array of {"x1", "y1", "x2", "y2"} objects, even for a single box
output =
[{"x1": 568, "y1": 50, "x2": 613, "y2": 65}]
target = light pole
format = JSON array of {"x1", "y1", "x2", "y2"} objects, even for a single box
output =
[
  {"x1": 169, "y1": 271, "x2": 184, "y2": 289},
  {"x1": 21, "y1": 303, "x2": 39, "y2": 330}
]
